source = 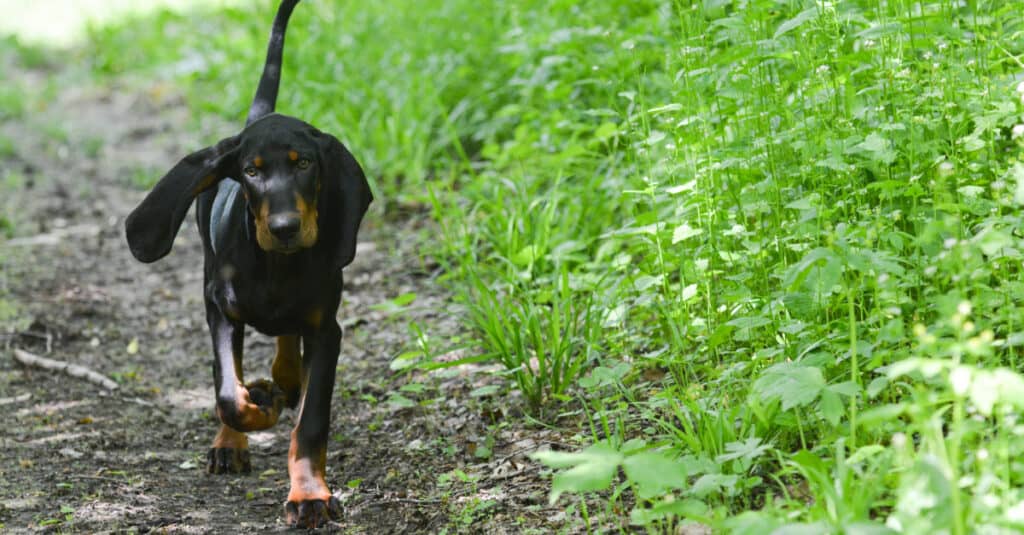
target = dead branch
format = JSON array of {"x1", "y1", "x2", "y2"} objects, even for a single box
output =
[
  {"x1": 12, "y1": 348, "x2": 119, "y2": 390},
  {"x1": 0, "y1": 392, "x2": 31, "y2": 405},
  {"x1": 2, "y1": 223, "x2": 100, "y2": 247}
]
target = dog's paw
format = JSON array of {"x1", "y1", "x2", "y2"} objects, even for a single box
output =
[
  {"x1": 229, "y1": 375, "x2": 288, "y2": 428},
  {"x1": 207, "y1": 447, "x2": 251, "y2": 474},
  {"x1": 220, "y1": 379, "x2": 287, "y2": 431},
  {"x1": 284, "y1": 496, "x2": 342, "y2": 529},
  {"x1": 245, "y1": 378, "x2": 287, "y2": 415},
  {"x1": 208, "y1": 424, "x2": 250, "y2": 474}
]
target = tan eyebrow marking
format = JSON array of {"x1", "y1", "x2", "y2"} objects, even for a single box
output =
[
  {"x1": 253, "y1": 156, "x2": 263, "y2": 167},
  {"x1": 288, "y1": 150, "x2": 299, "y2": 161}
]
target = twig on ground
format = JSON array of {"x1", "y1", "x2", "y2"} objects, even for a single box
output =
[
  {"x1": 0, "y1": 392, "x2": 31, "y2": 405},
  {"x1": 123, "y1": 395, "x2": 170, "y2": 415},
  {"x1": 2, "y1": 331, "x2": 54, "y2": 353},
  {"x1": 377, "y1": 498, "x2": 443, "y2": 506},
  {"x1": 2, "y1": 223, "x2": 100, "y2": 247},
  {"x1": 12, "y1": 348, "x2": 119, "y2": 390},
  {"x1": 65, "y1": 474, "x2": 129, "y2": 484}
]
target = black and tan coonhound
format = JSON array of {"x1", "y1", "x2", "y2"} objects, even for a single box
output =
[{"x1": 125, "y1": 0, "x2": 371, "y2": 528}]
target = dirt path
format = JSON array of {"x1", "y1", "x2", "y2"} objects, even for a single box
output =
[{"x1": 0, "y1": 65, "x2": 566, "y2": 533}]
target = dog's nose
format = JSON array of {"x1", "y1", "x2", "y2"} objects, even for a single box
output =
[{"x1": 268, "y1": 213, "x2": 301, "y2": 241}]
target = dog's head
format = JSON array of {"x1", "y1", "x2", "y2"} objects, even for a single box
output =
[
  {"x1": 125, "y1": 114, "x2": 371, "y2": 268},
  {"x1": 235, "y1": 116, "x2": 322, "y2": 253}
]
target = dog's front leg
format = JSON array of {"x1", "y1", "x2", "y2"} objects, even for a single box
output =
[
  {"x1": 285, "y1": 318, "x2": 342, "y2": 528},
  {"x1": 205, "y1": 299, "x2": 285, "y2": 474}
]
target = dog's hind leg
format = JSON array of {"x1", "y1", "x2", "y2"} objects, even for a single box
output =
[{"x1": 272, "y1": 335, "x2": 303, "y2": 409}]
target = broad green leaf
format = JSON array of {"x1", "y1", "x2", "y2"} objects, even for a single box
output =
[
  {"x1": 723, "y1": 511, "x2": 783, "y2": 535},
  {"x1": 623, "y1": 450, "x2": 688, "y2": 499},
  {"x1": 665, "y1": 180, "x2": 697, "y2": 194},
  {"x1": 532, "y1": 443, "x2": 623, "y2": 504},
  {"x1": 818, "y1": 389, "x2": 843, "y2": 425},
  {"x1": 707, "y1": 324, "x2": 735, "y2": 351},
  {"x1": 469, "y1": 384, "x2": 501, "y2": 397},
  {"x1": 550, "y1": 452, "x2": 621, "y2": 503},
  {"x1": 681, "y1": 283, "x2": 698, "y2": 302},
  {"x1": 846, "y1": 445, "x2": 886, "y2": 466},
  {"x1": 957, "y1": 185, "x2": 984, "y2": 198},
  {"x1": 630, "y1": 498, "x2": 707, "y2": 526},
  {"x1": 855, "y1": 22, "x2": 903, "y2": 39},
  {"x1": 647, "y1": 103, "x2": 683, "y2": 114},
  {"x1": 976, "y1": 227, "x2": 1012, "y2": 256},
  {"x1": 634, "y1": 274, "x2": 664, "y2": 292},
  {"x1": 773, "y1": 7, "x2": 817, "y2": 39},
  {"x1": 512, "y1": 245, "x2": 541, "y2": 266},
  {"x1": 886, "y1": 357, "x2": 948, "y2": 379},
  {"x1": 579, "y1": 362, "x2": 631, "y2": 390},
  {"x1": 531, "y1": 449, "x2": 587, "y2": 470},
  {"x1": 785, "y1": 194, "x2": 818, "y2": 211},
  {"x1": 858, "y1": 403, "x2": 907, "y2": 426},
  {"x1": 851, "y1": 132, "x2": 897, "y2": 165},
  {"x1": 689, "y1": 473, "x2": 739, "y2": 498},
  {"x1": 843, "y1": 522, "x2": 898, "y2": 535},
  {"x1": 386, "y1": 394, "x2": 416, "y2": 409},
  {"x1": 399, "y1": 382, "x2": 425, "y2": 393},
  {"x1": 726, "y1": 316, "x2": 772, "y2": 329},
  {"x1": 1011, "y1": 163, "x2": 1024, "y2": 205},
  {"x1": 783, "y1": 248, "x2": 837, "y2": 289},
  {"x1": 993, "y1": 369, "x2": 1024, "y2": 409},
  {"x1": 594, "y1": 121, "x2": 618, "y2": 141},
  {"x1": 389, "y1": 350, "x2": 422, "y2": 371},
  {"x1": 969, "y1": 370, "x2": 1000, "y2": 416},
  {"x1": 672, "y1": 223, "x2": 703, "y2": 243},
  {"x1": 716, "y1": 437, "x2": 770, "y2": 464},
  {"x1": 754, "y1": 363, "x2": 826, "y2": 411},
  {"x1": 866, "y1": 376, "x2": 889, "y2": 399},
  {"x1": 804, "y1": 255, "x2": 842, "y2": 298},
  {"x1": 771, "y1": 523, "x2": 833, "y2": 535},
  {"x1": 958, "y1": 134, "x2": 985, "y2": 152},
  {"x1": 372, "y1": 292, "x2": 418, "y2": 313},
  {"x1": 828, "y1": 381, "x2": 860, "y2": 397}
]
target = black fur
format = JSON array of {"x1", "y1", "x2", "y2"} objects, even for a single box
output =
[{"x1": 123, "y1": 0, "x2": 371, "y2": 528}]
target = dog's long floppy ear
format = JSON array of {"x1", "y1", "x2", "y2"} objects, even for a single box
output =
[
  {"x1": 125, "y1": 135, "x2": 240, "y2": 263},
  {"x1": 316, "y1": 131, "x2": 372, "y2": 271}
]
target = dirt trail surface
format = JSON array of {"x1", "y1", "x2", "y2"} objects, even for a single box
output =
[{"x1": 0, "y1": 66, "x2": 566, "y2": 533}]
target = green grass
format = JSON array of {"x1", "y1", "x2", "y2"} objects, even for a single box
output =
[{"x1": 71, "y1": 0, "x2": 1024, "y2": 531}]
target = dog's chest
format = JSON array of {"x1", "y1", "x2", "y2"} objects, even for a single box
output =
[{"x1": 213, "y1": 267, "x2": 335, "y2": 335}]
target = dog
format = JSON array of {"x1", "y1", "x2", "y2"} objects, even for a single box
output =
[{"x1": 124, "y1": 0, "x2": 371, "y2": 527}]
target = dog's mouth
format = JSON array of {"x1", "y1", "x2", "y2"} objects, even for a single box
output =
[
  {"x1": 261, "y1": 232, "x2": 318, "y2": 255},
  {"x1": 271, "y1": 242, "x2": 303, "y2": 254}
]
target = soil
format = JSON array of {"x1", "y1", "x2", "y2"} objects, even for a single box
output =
[{"x1": 0, "y1": 62, "x2": 574, "y2": 533}]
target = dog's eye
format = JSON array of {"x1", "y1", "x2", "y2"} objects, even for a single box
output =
[
  {"x1": 244, "y1": 166, "x2": 258, "y2": 177},
  {"x1": 297, "y1": 159, "x2": 311, "y2": 170}
]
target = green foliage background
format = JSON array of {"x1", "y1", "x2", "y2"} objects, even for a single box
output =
[{"x1": 79, "y1": 0, "x2": 1024, "y2": 531}]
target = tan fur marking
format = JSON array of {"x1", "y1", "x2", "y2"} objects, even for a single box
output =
[
  {"x1": 288, "y1": 150, "x2": 299, "y2": 161},
  {"x1": 287, "y1": 428, "x2": 331, "y2": 504},
  {"x1": 255, "y1": 200, "x2": 274, "y2": 251},
  {"x1": 295, "y1": 192, "x2": 319, "y2": 248},
  {"x1": 272, "y1": 336, "x2": 303, "y2": 399},
  {"x1": 217, "y1": 382, "x2": 282, "y2": 432},
  {"x1": 253, "y1": 156, "x2": 264, "y2": 168},
  {"x1": 211, "y1": 424, "x2": 248, "y2": 450}
]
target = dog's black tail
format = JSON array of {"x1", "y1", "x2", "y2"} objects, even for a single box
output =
[{"x1": 246, "y1": 0, "x2": 301, "y2": 126}]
